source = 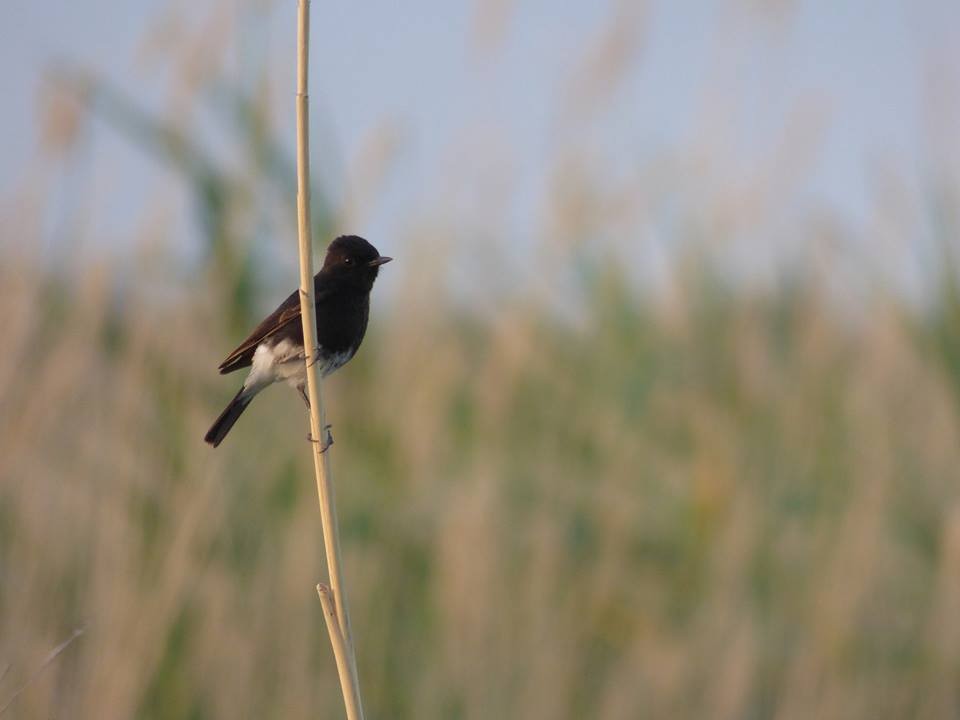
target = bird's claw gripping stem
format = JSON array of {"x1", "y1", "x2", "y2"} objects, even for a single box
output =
[
  {"x1": 307, "y1": 424, "x2": 334, "y2": 453},
  {"x1": 305, "y1": 347, "x2": 323, "y2": 368}
]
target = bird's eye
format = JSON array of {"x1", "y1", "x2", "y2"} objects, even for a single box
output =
[{"x1": 344, "y1": 257, "x2": 353, "y2": 265}]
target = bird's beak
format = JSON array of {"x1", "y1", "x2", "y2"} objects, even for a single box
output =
[{"x1": 368, "y1": 256, "x2": 393, "y2": 267}]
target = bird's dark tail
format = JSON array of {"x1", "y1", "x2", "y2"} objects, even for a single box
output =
[{"x1": 204, "y1": 388, "x2": 254, "y2": 448}]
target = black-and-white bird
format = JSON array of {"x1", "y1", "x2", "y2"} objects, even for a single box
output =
[{"x1": 204, "y1": 235, "x2": 391, "y2": 447}]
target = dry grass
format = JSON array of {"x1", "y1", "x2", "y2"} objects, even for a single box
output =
[
  {"x1": 1, "y1": 225, "x2": 958, "y2": 719},
  {"x1": 2, "y1": 2, "x2": 960, "y2": 718}
]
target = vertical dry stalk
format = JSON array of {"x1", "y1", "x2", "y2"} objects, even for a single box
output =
[
  {"x1": 317, "y1": 585, "x2": 363, "y2": 720},
  {"x1": 295, "y1": 1, "x2": 364, "y2": 718}
]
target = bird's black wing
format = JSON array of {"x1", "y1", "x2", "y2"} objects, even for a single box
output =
[{"x1": 217, "y1": 274, "x2": 326, "y2": 375}]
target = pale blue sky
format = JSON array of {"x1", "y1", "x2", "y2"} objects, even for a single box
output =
[{"x1": 2, "y1": 0, "x2": 958, "y2": 294}]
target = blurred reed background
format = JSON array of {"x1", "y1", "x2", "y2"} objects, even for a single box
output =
[{"x1": 2, "y1": 1, "x2": 960, "y2": 718}]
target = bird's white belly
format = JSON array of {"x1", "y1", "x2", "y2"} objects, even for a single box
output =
[
  {"x1": 244, "y1": 339, "x2": 306, "y2": 392},
  {"x1": 243, "y1": 339, "x2": 354, "y2": 394}
]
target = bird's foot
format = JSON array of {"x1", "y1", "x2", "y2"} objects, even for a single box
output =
[
  {"x1": 295, "y1": 345, "x2": 322, "y2": 360},
  {"x1": 306, "y1": 424, "x2": 334, "y2": 453},
  {"x1": 296, "y1": 346, "x2": 324, "y2": 368},
  {"x1": 305, "y1": 348, "x2": 323, "y2": 369}
]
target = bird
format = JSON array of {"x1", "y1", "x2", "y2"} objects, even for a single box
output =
[{"x1": 204, "y1": 235, "x2": 391, "y2": 448}]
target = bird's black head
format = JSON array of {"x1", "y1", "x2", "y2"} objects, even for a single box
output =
[{"x1": 321, "y1": 235, "x2": 392, "y2": 291}]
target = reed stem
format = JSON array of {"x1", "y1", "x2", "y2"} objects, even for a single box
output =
[{"x1": 295, "y1": 2, "x2": 364, "y2": 718}]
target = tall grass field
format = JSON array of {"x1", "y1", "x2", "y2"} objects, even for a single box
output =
[{"x1": 2, "y1": 3, "x2": 959, "y2": 718}]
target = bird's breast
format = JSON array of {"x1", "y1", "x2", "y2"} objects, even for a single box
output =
[{"x1": 315, "y1": 292, "x2": 370, "y2": 355}]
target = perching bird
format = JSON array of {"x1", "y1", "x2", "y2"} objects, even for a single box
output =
[{"x1": 204, "y1": 235, "x2": 391, "y2": 447}]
